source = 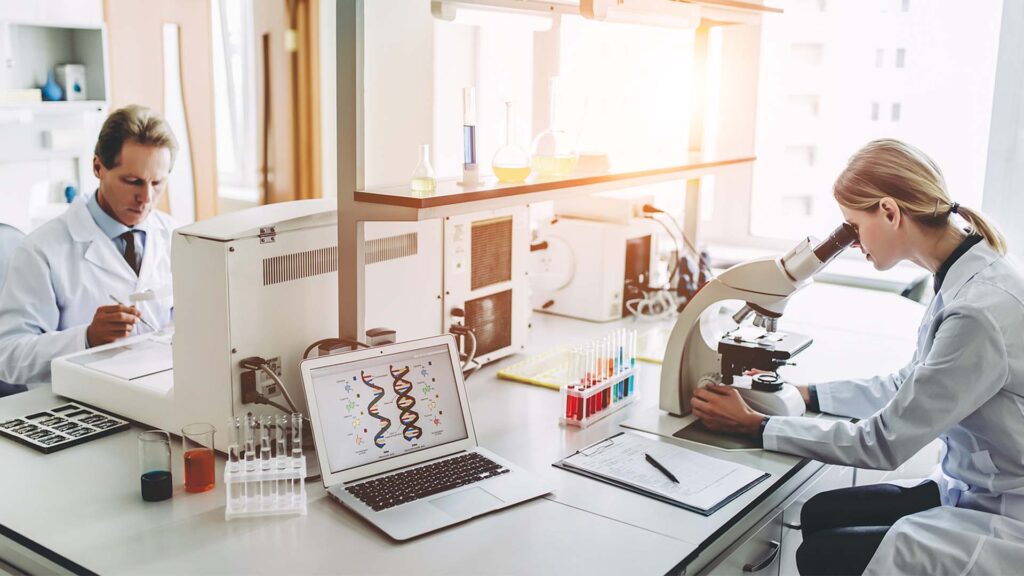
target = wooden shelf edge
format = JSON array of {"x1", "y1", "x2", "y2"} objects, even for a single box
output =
[
  {"x1": 354, "y1": 155, "x2": 756, "y2": 209},
  {"x1": 684, "y1": 0, "x2": 783, "y2": 14}
]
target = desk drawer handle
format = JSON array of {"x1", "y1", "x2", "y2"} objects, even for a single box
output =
[{"x1": 742, "y1": 540, "x2": 781, "y2": 573}]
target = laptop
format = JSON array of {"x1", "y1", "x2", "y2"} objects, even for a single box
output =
[{"x1": 300, "y1": 334, "x2": 552, "y2": 540}]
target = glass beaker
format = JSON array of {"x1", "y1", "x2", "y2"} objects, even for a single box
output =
[
  {"x1": 492, "y1": 101, "x2": 531, "y2": 183},
  {"x1": 531, "y1": 77, "x2": 577, "y2": 179},
  {"x1": 182, "y1": 422, "x2": 216, "y2": 493},
  {"x1": 138, "y1": 430, "x2": 172, "y2": 502},
  {"x1": 410, "y1": 144, "x2": 437, "y2": 195}
]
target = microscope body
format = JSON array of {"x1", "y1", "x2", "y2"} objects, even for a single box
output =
[{"x1": 660, "y1": 224, "x2": 857, "y2": 418}]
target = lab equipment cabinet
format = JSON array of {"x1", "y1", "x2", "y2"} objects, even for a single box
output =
[{"x1": 703, "y1": 509, "x2": 784, "y2": 576}]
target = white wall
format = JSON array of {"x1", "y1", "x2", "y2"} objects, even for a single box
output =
[
  {"x1": 363, "y1": 1, "x2": 434, "y2": 189},
  {"x1": 983, "y1": 0, "x2": 1024, "y2": 261}
]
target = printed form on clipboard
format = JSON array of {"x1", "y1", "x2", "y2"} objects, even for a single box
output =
[{"x1": 554, "y1": 432, "x2": 770, "y2": 516}]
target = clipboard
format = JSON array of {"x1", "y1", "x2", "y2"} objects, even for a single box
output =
[{"x1": 553, "y1": 432, "x2": 770, "y2": 516}]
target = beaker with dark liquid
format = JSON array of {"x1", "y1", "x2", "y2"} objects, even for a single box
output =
[{"x1": 138, "y1": 430, "x2": 172, "y2": 502}]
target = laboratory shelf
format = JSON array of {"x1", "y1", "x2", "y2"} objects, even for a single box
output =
[{"x1": 353, "y1": 154, "x2": 755, "y2": 219}]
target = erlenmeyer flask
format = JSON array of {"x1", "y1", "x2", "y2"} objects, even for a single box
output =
[
  {"x1": 410, "y1": 144, "x2": 436, "y2": 195},
  {"x1": 492, "y1": 101, "x2": 531, "y2": 183},
  {"x1": 531, "y1": 77, "x2": 577, "y2": 179}
]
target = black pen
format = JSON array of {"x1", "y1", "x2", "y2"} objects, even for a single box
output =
[{"x1": 644, "y1": 452, "x2": 679, "y2": 484}]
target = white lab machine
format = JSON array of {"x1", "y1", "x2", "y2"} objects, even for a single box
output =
[
  {"x1": 442, "y1": 206, "x2": 530, "y2": 364},
  {"x1": 361, "y1": 220, "x2": 443, "y2": 342},
  {"x1": 531, "y1": 216, "x2": 657, "y2": 322},
  {"x1": 53, "y1": 200, "x2": 339, "y2": 451}
]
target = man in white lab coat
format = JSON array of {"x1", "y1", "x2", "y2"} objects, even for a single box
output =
[{"x1": 0, "y1": 105, "x2": 178, "y2": 392}]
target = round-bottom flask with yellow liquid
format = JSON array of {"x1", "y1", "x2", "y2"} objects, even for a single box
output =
[{"x1": 492, "y1": 102, "x2": 531, "y2": 184}]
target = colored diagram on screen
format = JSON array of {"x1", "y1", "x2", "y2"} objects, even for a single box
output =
[{"x1": 335, "y1": 360, "x2": 450, "y2": 457}]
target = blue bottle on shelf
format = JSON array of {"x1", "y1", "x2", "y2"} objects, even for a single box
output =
[{"x1": 41, "y1": 71, "x2": 64, "y2": 102}]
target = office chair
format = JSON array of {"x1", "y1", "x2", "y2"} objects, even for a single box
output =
[{"x1": 0, "y1": 223, "x2": 28, "y2": 396}]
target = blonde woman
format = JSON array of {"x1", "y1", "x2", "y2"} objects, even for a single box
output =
[{"x1": 692, "y1": 139, "x2": 1024, "y2": 574}]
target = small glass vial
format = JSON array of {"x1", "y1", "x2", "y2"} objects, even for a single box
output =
[{"x1": 410, "y1": 144, "x2": 437, "y2": 194}]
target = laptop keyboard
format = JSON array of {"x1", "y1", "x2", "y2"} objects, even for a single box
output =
[{"x1": 346, "y1": 452, "x2": 510, "y2": 511}]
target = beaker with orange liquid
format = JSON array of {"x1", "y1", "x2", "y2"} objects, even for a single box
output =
[{"x1": 182, "y1": 422, "x2": 216, "y2": 493}]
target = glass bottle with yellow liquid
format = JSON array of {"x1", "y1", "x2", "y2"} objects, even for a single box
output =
[
  {"x1": 410, "y1": 143, "x2": 436, "y2": 195},
  {"x1": 531, "y1": 77, "x2": 577, "y2": 179},
  {"x1": 492, "y1": 101, "x2": 531, "y2": 184}
]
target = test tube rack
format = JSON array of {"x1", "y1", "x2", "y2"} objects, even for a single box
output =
[
  {"x1": 224, "y1": 414, "x2": 308, "y2": 520},
  {"x1": 224, "y1": 455, "x2": 308, "y2": 520},
  {"x1": 560, "y1": 329, "x2": 639, "y2": 428}
]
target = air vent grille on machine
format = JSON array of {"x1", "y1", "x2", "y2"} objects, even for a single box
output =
[
  {"x1": 263, "y1": 246, "x2": 338, "y2": 286},
  {"x1": 470, "y1": 216, "x2": 512, "y2": 290},
  {"x1": 465, "y1": 290, "x2": 512, "y2": 357},
  {"x1": 365, "y1": 232, "x2": 418, "y2": 265}
]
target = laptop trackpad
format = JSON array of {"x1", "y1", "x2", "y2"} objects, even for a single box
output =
[{"x1": 429, "y1": 487, "x2": 503, "y2": 518}]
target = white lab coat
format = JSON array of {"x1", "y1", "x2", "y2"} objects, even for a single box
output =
[
  {"x1": 863, "y1": 507, "x2": 1024, "y2": 575},
  {"x1": 763, "y1": 240, "x2": 1024, "y2": 526},
  {"x1": 0, "y1": 196, "x2": 175, "y2": 386}
]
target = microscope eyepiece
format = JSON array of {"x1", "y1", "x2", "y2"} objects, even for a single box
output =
[{"x1": 813, "y1": 222, "x2": 858, "y2": 264}]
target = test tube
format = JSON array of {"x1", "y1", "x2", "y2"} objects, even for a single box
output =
[
  {"x1": 227, "y1": 417, "x2": 242, "y2": 511},
  {"x1": 629, "y1": 330, "x2": 637, "y2": 395},
  {"x1": 276, "y1": 414, "x2": 289, "y2": 505},
  {"x1": 291, "y1": 413, "x2": 303, "y2": 465},
  {"x1": 244, "y1": 414, "x2": 257, "y2": 505},
  {"x1": 260, "y1": 415, "x2": 273, "y2": 507},
  {"x1": 227, "y1": 417, "x2": 241, "y2": 474}
]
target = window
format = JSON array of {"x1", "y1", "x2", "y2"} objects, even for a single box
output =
[
  {"x1": 732, "y1": 0, "x2": 1003, "y2": 246},
  {"x1": 212, "y1": 0, "x2": 258, "y2": 202},
  {"x1": 431, "y1": 13, "x2": 695, "y2": 180},
  {"x1": 791, "y1": 43, "x2": 823, "y2": 66}
]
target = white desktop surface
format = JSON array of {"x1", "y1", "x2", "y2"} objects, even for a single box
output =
[{"x1": 0, "y1": 282, "x2": 923, "y2": 575}]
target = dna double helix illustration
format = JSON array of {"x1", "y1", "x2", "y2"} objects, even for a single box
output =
[
  {"x1": 390, "y1": 365, "x2": 423, "y2": 441},
  {"x1": 360, "y1": 370, "x2": 391, "y2": 449}
]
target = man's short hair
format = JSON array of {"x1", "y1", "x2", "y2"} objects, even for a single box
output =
[{"x1": 94, "y1": 105, "x2": 179, "y2": 169}]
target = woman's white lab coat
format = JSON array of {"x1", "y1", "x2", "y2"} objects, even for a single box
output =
[
  {"x1": 0, "y1": 196, "x2": 175, "y2": 386},
  {"x1": 763, "y1": 239, "x2": 1024, "y2": 526},
  {"x1": 863, "y1": 506, "x2": 1024, "y2": 575}
]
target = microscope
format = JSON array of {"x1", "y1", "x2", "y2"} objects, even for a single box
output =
[{"x1": 660, "y1": 223, "x2": 858, "y2": 418}]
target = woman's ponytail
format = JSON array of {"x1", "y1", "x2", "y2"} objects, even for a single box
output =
[{"x1": 957, "y1": 205, "x2": 1007, "y2": 255}]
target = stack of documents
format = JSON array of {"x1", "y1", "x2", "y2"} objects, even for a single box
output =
[{"x1": 554, "y1": 432, "x2": 769, "y2": 515}]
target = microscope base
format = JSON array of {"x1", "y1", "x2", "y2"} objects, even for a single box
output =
[{"x1": 733, "y1": 382, "x2": 806, "y2": 417}]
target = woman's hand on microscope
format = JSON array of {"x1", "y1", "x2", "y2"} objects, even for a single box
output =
[{"x1": 691, "y1": 383, "x2": 766, "y2": 437}]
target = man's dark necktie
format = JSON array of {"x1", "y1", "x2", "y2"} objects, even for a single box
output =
[{"x1": 120, "y1": 231, "x2": 141, "y2": 276}]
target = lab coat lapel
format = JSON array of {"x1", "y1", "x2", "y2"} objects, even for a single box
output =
[
  {"x1": 66, "y1": 198, "x2": 137, "y2": 285},
  {"x1": 937, "y1": 241, "x2": 999, "y2": 303}
]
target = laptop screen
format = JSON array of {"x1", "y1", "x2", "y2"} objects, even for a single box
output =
[{"x1": 308, "y1": 343, "x2": 470, "y2": 475}]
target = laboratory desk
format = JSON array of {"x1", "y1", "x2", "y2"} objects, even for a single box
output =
[{"x1": 0, "y1": 282, "x2": 922, "y2": 575}]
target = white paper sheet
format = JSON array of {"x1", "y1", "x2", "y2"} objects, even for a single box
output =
[
  {"x1": 561, "y1": 433, "x2": 769, "y2": 512},
  {"x1": 81, "y1": 339, "x2": 173, "y2": 381}
]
